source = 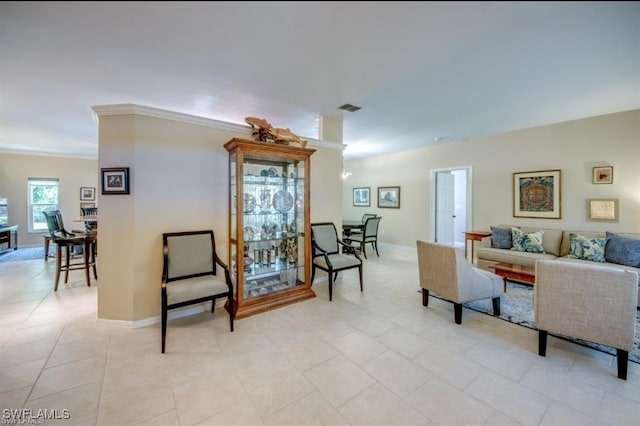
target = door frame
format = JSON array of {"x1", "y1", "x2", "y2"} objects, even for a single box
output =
[{"x1": 430, "y1": 166, "x2": 473, "y2": 243}]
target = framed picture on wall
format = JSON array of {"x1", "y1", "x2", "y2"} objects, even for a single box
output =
[
  {"x1": 513, "y1": 169, "x2": 561, "y2": 219},
  {"x1": 101, "y1": 167, "x2": 130, "y2": 195},
  {"x1": 80, "y1": 187, "x2": 95, "y2": 201},
  {"x1": 592, "y1": 166, "x2": 613, "y2": 184},
  {"x1": 378, "y1": 186, "x2": 400, "y2": 208},
  {"x1": 353, "y1": 187, "x2": 370, "y2": 207}
]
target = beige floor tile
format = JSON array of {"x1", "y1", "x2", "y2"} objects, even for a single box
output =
[
  {"x1": 242, "y1": 370, "x2": 314, "y2": 417},
  {"x1": 520, "y1": 364, "x2": 604, "y2": 417},
  {"x1": 265, "y1": 391, "x2": 348, "y2": 426},
  {"x1": 24, "y1": 381, "x2": 101, "y2": 425},
  {"x1": 375, "y1": 326, "x2": 432, "y2": 359},
  {"x1": 331, "y1": 330, "x2": 388, "y2": 365},
  {"x1": 29, "y1": 355, "x2": 105, "y2": 400},
  {"x1": 465, "y1": 370, "x2": 551, "y2": 426},
  {"x1": 173, "y1": 370, "x2": 248, "y2": 425},
  {"x1": 0, "y1": 358, "x2": 46, "y2": 394},
  {"x1": 405, "y1": 376, "x2": 494, "y2": 425},
  {"x1": 304, "y1": 355, "x2": 376, "y2": 407},
  {"x1": 362, "y1": 350, "x2": 432, "y2": 398},
  {"x1": 539, "y1": 401, "x2": 599, "y2": 426},
  {"x1": 0, "y1": 387, "x2": 31, "y2": 412},
  {"x1": 338, "y1": 383, "x2": 427, "y2": 425},
  {"x1": 0, "y1": 338, "x2": 57, "y2": 369},
  {"x1": 135, "y1": 409, "x2": 180, "y2": 426},
  {"x1": 413, "y1": 345, "x2": 486, "y2": 390},
  {"x1": 278, "y1": 331, "x2": 340, "y2": 372},
  {"x1": 597, "y1": 392, "x2": 640, "y2": 425},
  {"x1": 197, "y1": 403, "x2": 265, "y2": 425},
  {"x1": 98, "y1": 382, "x2": 175, "y2": 425},
  {"x1": 46, "y1": 334, "x2": 110, "y2": 368},
  {"x1": 466, "y1": 342, "x2": 535, "y2": 382}
]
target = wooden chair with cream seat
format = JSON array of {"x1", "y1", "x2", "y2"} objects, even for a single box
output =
[
  {"x1": 161, "y1": 229, "x2": 234, "y2": 353},
  {"x1": 310, "y1": 222, "x2": 363, "y2": 301}
]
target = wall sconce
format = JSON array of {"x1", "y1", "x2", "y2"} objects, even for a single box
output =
[{"x1": 341, "y1": 170, "x2": 352, "y2": 180}]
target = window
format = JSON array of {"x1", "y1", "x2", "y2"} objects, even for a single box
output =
[{"x1": 28, "y1": 178, "x2": 59, "y2": 232}]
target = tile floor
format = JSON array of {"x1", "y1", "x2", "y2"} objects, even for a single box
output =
[{"x1": 1, "y1": 244, "x2": 639, "y2": 425}]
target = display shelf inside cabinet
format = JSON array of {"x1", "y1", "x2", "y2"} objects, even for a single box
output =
[{"x1": 224, "y1": 138, "x2": 316, "y2": 319}]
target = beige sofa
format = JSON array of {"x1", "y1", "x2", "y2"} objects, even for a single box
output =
[{"x1": 476, "y1": 225, "x2": 640, "y2": 307}]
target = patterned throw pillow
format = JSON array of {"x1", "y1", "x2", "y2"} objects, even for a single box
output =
[
  {"x1": 566, "y1": 233, "x2": 607, "y2": 263},
  {"x1": 511, "y1": 228, "x2": 545, "y2": 253},
  {"x1": 490, "y1": 226, "x2": 512, "y2": 249},
  {"x1": 605, "y1": 232, "x2": 640, "y2": 267}
]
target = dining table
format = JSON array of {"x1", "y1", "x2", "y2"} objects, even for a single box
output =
[{"x1": 342, "y1": 220, "x2": 364, "y2": 237}]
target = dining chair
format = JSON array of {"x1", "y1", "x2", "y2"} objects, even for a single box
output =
[
  {"x1": 344, "y1": 216, "x2": 382, "y2": 258},
  {"x1": 347, "y1": 213, "x2": 377, "y2": 237},
  {"x1": 43, "y1": 210, "x2": 97, "y2": 290},
  {"x1": 161, "y1": 230, "x2": 234, "y2": 353},
  {"x1": 81, "y1": 206, "x2": 98, "y2": 233},
  {"x1": 417, "y1": 240, "x2": 503, "y2": 324},
  {"x1": 310, "y1": 222, "x2": 363, "y2": 301}
]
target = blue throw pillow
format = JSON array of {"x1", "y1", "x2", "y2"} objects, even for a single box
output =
[
  {"x1": 511, "y1": 228, "x2": 545, "y2": 253},
  {"x1": 566, "y1": 233, "x2": 607, "y2": 263},
  {"x1": 491, "y1": 226, "x2": 512, "y2": 249},
  {"x1": 605, "y1": 232, "x2": 640, "y2": 267}
]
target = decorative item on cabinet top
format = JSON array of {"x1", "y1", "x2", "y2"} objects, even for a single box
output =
[{"x1": 245, "y1": 117, "x2": 308, "y2": 147}]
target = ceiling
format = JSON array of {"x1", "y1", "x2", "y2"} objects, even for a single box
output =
[{"x1": 1, "y1": 2, "x2": 639, "y2": 161}]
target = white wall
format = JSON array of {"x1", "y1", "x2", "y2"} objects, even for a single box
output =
[
  {"x1": 94, "y1": 105, "x2": 344, "y2": 323},
  {"x1": 0, "y1": 153, "x2": 98, "y2": 246},
  {"x1": 344, "y1": 109, "x2": 640, "y2": 247}
]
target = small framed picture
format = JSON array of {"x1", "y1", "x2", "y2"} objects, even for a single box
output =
[
  {"x1": 353, "y1": 187, "x2": 370, "y2": 207},
  {"x1": 378, "y1": 186, "x2": 400, "y2": 209},
  {"x1": 587, "y1": 198, "x2": 618, "y2": 222},
  {"x1": 80, "y1": 186, "x2": 95, "y2": 201},
  {"x1": 101, "y1": 167, "x2": 130, "y2": 195},
  {"x1": 592, "y1": 166, "x2": 613, "y2": 184}
]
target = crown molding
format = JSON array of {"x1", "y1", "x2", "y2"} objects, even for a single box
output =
[{"x1": 91, "y1": 104, "x2": 345, "y2": 151}]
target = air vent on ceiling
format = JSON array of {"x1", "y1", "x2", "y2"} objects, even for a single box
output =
[{"x1": 338, "y1": 103, "x2": 362, "y2": 112}]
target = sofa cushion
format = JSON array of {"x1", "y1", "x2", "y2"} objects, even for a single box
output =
[
  {"x1": 476, "y1": 247, "x2": 557, "y2": 268},
  {"x1": 520, "y1": 226, "x2": 563, "y2": 256},
  {"x1": 511, "y1": 228, "x2": 544, "y2": 253},
  {"x1": 566, "y1": 233, "x2": 607, "y2": 263},
  {"x1": 490, "y1": 226, "x2": 512, "y2": 249},
  {"x1": 606, "y1": 232, "x2": 640, "y2": 267}
]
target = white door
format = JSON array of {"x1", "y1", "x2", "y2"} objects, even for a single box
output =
[{"x1": 435, "y1": 171, "x2": 455, "y2": 244}]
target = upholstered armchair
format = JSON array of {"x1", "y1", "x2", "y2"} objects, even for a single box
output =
[
  {"x1": 417, "y1": 240, "x2": 504, "y2": 324},
  {"x1": 161, "y1": 230, "x2": 234, "y2": 353},
  {"x1": 535, "y1": 260, "x2": 638, "y2": 380}
]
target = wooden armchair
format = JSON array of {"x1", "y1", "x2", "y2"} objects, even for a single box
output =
[
  {"x1": 310, "y1": 222, "x2": 363, "y2": 301},
  {"x1": 161, "y1": 230, "x2": 234, "y2": 353}
]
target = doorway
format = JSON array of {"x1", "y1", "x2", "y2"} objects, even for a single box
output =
[{"x1": 431, "y1": 167, "x2": 472, "y2": 247}]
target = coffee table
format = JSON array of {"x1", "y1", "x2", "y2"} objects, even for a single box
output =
[{"x1": 489, "y1": 262, "x2": 535, "y2": 292}]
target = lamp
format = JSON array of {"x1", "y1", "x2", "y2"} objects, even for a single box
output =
[{"x1": 341, "y1": 169, "x2": 352, "y2": 180}]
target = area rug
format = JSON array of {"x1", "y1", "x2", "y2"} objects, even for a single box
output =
[
  {"x1": 463, "y1": 282, "x2": 640, "y2": 364},
  {"x1": 0, "y1": 246, "x2": 53, "y2": 262}
]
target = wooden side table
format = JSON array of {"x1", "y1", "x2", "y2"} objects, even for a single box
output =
[{"x1": 463, "y1": 230, "x2": 491, "y2": 262}]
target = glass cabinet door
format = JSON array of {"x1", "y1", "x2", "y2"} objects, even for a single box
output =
[{"x1": 225, "y1": 138, "x2": 315, "y2": 319}]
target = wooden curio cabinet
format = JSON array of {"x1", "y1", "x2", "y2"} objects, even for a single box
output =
[{"x1": 224, "y1": 137, "x2": 316, "y2": 319}]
